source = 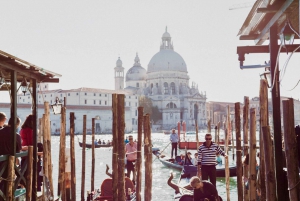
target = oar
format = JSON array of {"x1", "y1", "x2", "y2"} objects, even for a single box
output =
[{"x1": 153, "y1": 141, "x2": 171, "y2": 163}]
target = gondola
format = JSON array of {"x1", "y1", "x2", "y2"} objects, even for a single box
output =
[
  {"x1": 78, "y1": 141, "x2": 112, "y2": 148},
  {"x1": 167, "y1": 153, "x2": 228, "y2": 201},
  {"x1": 152, "y1": 148, "x2": 237, "y2": 177}
]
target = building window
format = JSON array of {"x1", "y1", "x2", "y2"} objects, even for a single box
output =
[
  {"x1": 156, "y1": 83, "x2": 158, "y2": 88},
  {"x1": 105, "y1": 94, "x2": 107, "y2": 97},
  {"x1": 19, "y1": 97, "x2": 21, "y2": 99},
  {"x1": 28, "y1": 96, "x2": 30, "y2": 99},
  {"x1": 94, "y1": 100, "x2": 96, "y2": 104},
  {"x1": 44, "y1": 95, "x2": 46, "y2": 97},
  {"x1": 99, "y1": 94, "x2": 101, "y2": 96},
  {"x1": 68, "y1": 93, "x2": 70, "y2": 96},
  {"x1": 51, "y1": 94, "x2": 52, "y2": 97},
  {"x1": 94, "y1": 93, "x2": 96, "y2": 96},
  {"x1": 105, "y1": 101, "x2": 107, "y2": 105},
  {"x1": 164, "y1": 82, "x2": 168, "y2": 94},
  {"x1": 136, "y1": 83, "x2": 139, "y2": 87},
  {"x1": 85, "y1": 100, "x2": 87, "y2": 104},
  {"x1": 23, "y1": 99, "x2": 24, "y2": 102},
  {"x1": 170, "y1": 82, "x2": 175, "y2": 94},
  {"x1": 60, "y1": 94, "x2": 62, "y2": 97},
  {"x1": 135, "y1": 102, "x2": 137, "y2": 106},
  {"x1": 129, "y1": 102, "x2": 131, "y2": 106},
  {"x1": 129, "y1": 96, "x2": 131, "y2": 99},
  {"x1": 85, "y1": 93, "x2": 87, "y2": 95},
  {"x1": 99, "y1": 100, "x2": 101, "y2": 105},
  {"x1": 135, "y1": 110, "x2": 137, "y2": 116},
  {"x1": 76, "y1": 93, "x2": 78, "y2": 95}
]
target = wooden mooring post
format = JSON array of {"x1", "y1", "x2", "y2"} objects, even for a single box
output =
[
  {"x1": 26, "y1": 146, "x2": 33, "y2": 201},
  {"x1": 91, "y1": 118, "x2": 95, "y2": 192},
  {"x1": 225, "y1": 105, "x2": 230, "y2": 201},
  {"x1": 249, "y1": 108, "x2": 257, "y2": 201},
  {"x1": 195, "y1": 120, "x2": 199, "y2": 149},
  {"x1": 207, "y1": 119, "x2": 211, "y2": 134},
  {"x1": 261, "y1": 126, "x2": 276, "y2": 201},
  {"x1": 259, "y1": 79, "x2": 268, "y2": 200},
  {"x1": 6, "y1": 155, "x2": 14, "y2": 201},
  {"x1": 217, "y1": 121, "x2": 220, "y2": 144},
  {"x1": 117, "y1": 94, "x2": 125, "y2": 201},
  {"x1": 282, "y1": 99, "x2": 300, "y2": 201},
  {"x1": 70, "y1": 112, "x2": 76, "y2": 200},
  {"x1": 144, "y1": 114, "x2": 152, "y2": 201},
  {"x1": 243, "y1": 96, "x2": 249, "y2": 200},
  {"x1": 59, "y1": 106, "x2": 66, "y2": 201},
  {"x1": 81, "y1": 115, "x2": 87, "y2": 201},
  {"x1": 112, "y1": 94, "x2": 119, "y2": 201},
  {"x1": 235, "y1": 103, "x2": 242, "y2": 201},
  {"x1": 136, "y1": 107, "x2": 143, "y2": 201}
]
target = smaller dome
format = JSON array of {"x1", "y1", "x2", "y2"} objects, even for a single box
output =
[
  {"x1": 116, "y1": 57, "x2": 122, "y2": 67},
  {"x1": 162, "y1": 31, "x2": 171, "y2": 38},
  {"x1": 125, "y1": 53, "x2": 146, "y2": 81}
]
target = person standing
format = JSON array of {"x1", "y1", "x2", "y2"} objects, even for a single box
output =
[
  {"x1": 197, "y1": 133, "x2": 227, "y2": 187},
  {"x1": 20, "y1": 114, "x2": 34, "y2": 147},
  {"x1": 170, "y1": 129, "x2": 179, "y2": 158},
  {"x1": 125, "y1": 135, "x2": 137, "y2": 184},
  {"x1": 0, "y1": 112, "x2": 7, "y2": 128}
]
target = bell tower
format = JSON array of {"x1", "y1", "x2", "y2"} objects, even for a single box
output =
[{"x1": 114, "y1": 57, "x2": 124, "y2": 90}]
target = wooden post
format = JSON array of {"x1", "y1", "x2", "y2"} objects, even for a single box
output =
[
  {"x1": 136, "y1": 107, "x2": 143, "y2": 201},
  {"x1": 42, "y1": 114, "x2": 49, "y2": 201},
  {"x1": 117, "y1": 94, "x2": 125, "y2": 201},
  {"x1": 70, "y1": 112, "x2": 76, "y2": 201},
  {"x1": 235, "y1": 103, "x2": 243, "y2": 201},
  {"x1": 282, "y1": 99, "x2": 300, "y2": 201},
  {"x1": 195, "y1": 120, "x2": 199, "y2": 149},
  {"x1": 44, "y1": 102, "x2": 54, "y2": 198},
  {"x1": 259, "y1": 79, "x2": 268, "y2": 200},
  {"x1": 6, "y1": 155, "x2": 14, "y2": 201},
  {"x1": 26, "y1": 146, "x2": 33, "y2": 201},
  {"x1": 65, "y1": 148, "x2": 71, "y2": 201},
  {"x1": 262, "y1": 126, "x2": 276, "y2": 201},
  {"x1": 144, "y1": 114, "x2": 152, "y2": 201},
  {"x1": 214, "y1": 123, "x2": 217, "y2": 143},
  {"x1": 81, "y1": 115, "x2": 87, "y2": 201},
  {"x1": 243, "y1": 96, "x2": 249, "y2": 200},
  {"x1": 207, "y1": 119, "x2": 211, "y2": 133},
  {"x1": 249, "y1": 108, "x2": 257, "y2": 201},
  {"x1": 177, "y1": 121, "x2": 181, "y2": 142},
  {"x1": 59, "y1": 106, "x2": 66, "y2": 201},
  {"x1": 38, "y1": 118, "x2": 42, "y2": 143},
  {"x1": 231, "y1": 120, "x2": 235, "y2": 161},
  {"x1": 112, "y1": 94, "x2": 119, "y2": 201},
  {"x1": 225, "y1": 105, "x2": 230, "y2": 201},
  {"x1": 217, "y1": 121, "x2": 220, "y2": 144},
  {"x1": 91, "y1": 118, "x2": 95, "y2": 192}
]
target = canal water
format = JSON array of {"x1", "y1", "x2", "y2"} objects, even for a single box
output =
[{"x1": 50, "y1": 133, "x2": 239, "y2": 201}]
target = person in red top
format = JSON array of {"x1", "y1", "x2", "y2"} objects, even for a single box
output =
[{"x1": 20, "y1": 114, "x2": 34, "y2": 146}]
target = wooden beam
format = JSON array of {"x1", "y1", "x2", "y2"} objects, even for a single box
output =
[
  {"x1": 255, "y1": 0, "x2": 294, "y2": 45},
  {"x1": 257, "y1": 8, "x2": 278, "y2": 13},
  {"x1": 237, "y1": 44, "x2": 300, "y2": 54}
]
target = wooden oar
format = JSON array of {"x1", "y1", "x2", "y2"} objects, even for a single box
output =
[{"x1": 152, "y1": 141, "x2": 171, "y2": 163}]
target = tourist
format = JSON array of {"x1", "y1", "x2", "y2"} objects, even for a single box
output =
[
  {"x1": 178, "y1": 154, "x2": 185, "y2": 165},
  {"x1": 0, "y1": 117, "x2": 22, "y2": 197},
  {"x1": 125, "y1": 135, "x2": 137, "y2": 184},
  {"x1": 197, "y1": 133, "x2": 227, "y2": 187},
  {"x1": 124, "y1": 136, "x2": 129, "y2": 144},
  {"x1": 189, "y1": 176, "x2": 220, "y2": 201},
  {"x1": 192, "y1": 152, "x2": 198, "y2": 166},
  {"x1": 170, "y1": 129, "x2": 179, "y2": 158},
  {"x1": 102, "y1": 140, "x2": 106, "y2": 144},
  {"x1": 20, "y1": 114, "x2": 34, "y2": 147},
  {"x1": 98, "y1": 139, "x2": 101, "y2": 144},
  {"x1": 94, "y1": 139, "x2": 98, "y2": 145},
  {"x1": 216, "y1": 153, "x2": 222, "y2": 165}
]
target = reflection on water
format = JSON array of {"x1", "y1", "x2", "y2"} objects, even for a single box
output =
[{"x1": 51, "y1": 133, "x2": 239, "y2": 201}]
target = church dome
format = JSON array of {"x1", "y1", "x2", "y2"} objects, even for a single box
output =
[
  {"x1": 126, "y1": 54, "x2": 147, "y2": 81},
  {"x1": 147, "y1": 49, "x2": 187, "y2": 72},
  {"x1": 162, "y1": 31, "x2": 171, "y2": 38},
  {"x1": 116, "y1": 57, "x2": 122, "y2": 67}
]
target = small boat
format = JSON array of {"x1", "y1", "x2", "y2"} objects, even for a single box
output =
[
  {"x1": 78, "y1": 141, "x2": 112, "y2": 148},
  {"x1": 185, "y1": 131, "x2": 196, "y2": 135},
  {"x1": 152, "y1": 149, "x2": 183, "y2": 171}
]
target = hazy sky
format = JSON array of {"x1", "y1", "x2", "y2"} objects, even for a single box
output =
[{"x1": 0, "y1": 1, "x2": 299, "y2": 103}]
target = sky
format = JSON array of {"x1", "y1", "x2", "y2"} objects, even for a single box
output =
[{"x1": 0, "y1": 1, "x2": 299, "y2": 103}]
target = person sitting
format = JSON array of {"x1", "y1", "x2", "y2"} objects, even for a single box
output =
[
  {"x1": 178, "y1": 154, "x2": 185, "y2": 165},
  {"x1": 216, "y1": 154, "x2": 222, "y2": 165},
  {"x1": 107, "y1": 140, "x2": 111, "y2": 145},
  {"x1": 98, "y1": 139, "x2": 101, "y2": 144},
  {"x1": 102, "y1": 140, "x2": 106, "y2": 144},
  {"x1": 94, "y1": 139, "x2": 98, "y2": 145},
  {"x1": 192, "y1": 152, "x2": 198, "y2": 166},
  {"x1": 189, "y1": 176, "x2": 220, "y2": 201}
]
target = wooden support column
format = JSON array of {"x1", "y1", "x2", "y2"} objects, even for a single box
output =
[
  {"x1": 81, "y1": 115, "x2": 87, "y2": 201},
  {"x1": 6, "y1": 155, "x2": 14, "y2": 201},
  {"x1": 282, "y1": 99, "x2": 300, "y2": 201},
  {"x1": 217, "y1": 122, "x2": 220, "y2": 144},
  {"x1": 26, "y1": 146, "x2": 33, "y2": 201},
  {"x1": 235, "y1": 103, "x2": 243, "y2": 201},
  {"x1": 91, "y1": 118, "x2": 95, "y2": 192},
  {"x1": 144, "y1": 114, "x2": 152, "y2": 201},
  {"x1": 262, "y1": 126, "x2": 276, "y2": 201},
  {"x1": 59, "y1": 106, "x2": 66, "y2": 201},
  {"x1": 207, "y1": 119, "x2": 211, "y2": 134},
  {"x1": 70, "y1": 112, "x2": 76, "y2": 200},
  {"x1": 249, "y1": 108, "x2": 257, "y2": 201},
  {"x1": 112, "y1": 94, "x2": 118, "y2": 201},
  {"x1": 136, "y1": 107, "x2": 143, "y2": 201},
  {"x1": 243, "y1": 96, "x2": 249, "y2": 200},
  {"x1": 259, "y1": 79, "x2": 268, "y2": 200},
  {"x1": 117, "y1": 94, "x2": 125, "y2": 201},
  {"x1": 269, "y1": 24, "x2": 287, "y2": 201}
]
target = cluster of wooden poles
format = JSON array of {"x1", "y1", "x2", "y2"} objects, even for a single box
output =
[
  {"x1": 217, "y1": 79, "x2": 299, "y2": 201},
  {"x1": 38, "y1": 95, "x2": 155, "y2": 201}
]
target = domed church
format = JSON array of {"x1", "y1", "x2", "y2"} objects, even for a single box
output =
[{"x1": 114, "y1": 27, "x2": 207, "y2": 130}]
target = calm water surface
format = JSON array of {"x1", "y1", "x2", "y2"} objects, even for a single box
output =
[{"x1": 50, "y1": 133, "x2": 238, "y2": 201}]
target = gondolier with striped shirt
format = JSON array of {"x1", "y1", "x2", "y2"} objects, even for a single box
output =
[{"x1": 197, "y1": 133, "x2": 227, "y2": 187}]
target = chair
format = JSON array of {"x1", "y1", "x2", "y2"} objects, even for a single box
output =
[{"x1": 96, "y1": 178, "x2": 113, "y2": 201}]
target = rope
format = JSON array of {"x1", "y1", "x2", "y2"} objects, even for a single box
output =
[
  {"x1": 288, "y1": 180, "x2": 300, "y2": 191},
  {"x1": 0, "y1": 177, "x2": 13, "y2": 182}
]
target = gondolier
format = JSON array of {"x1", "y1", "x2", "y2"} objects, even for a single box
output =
[
  {"x1": 170, "y1": 129, "x2": 179, "y2": 158},
  {"x1": 197, "y1": 133, "x2": 227, "y2": 187},
  {"x1": 125, "y1": 135, "x2": 137, "y2": 184}
]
